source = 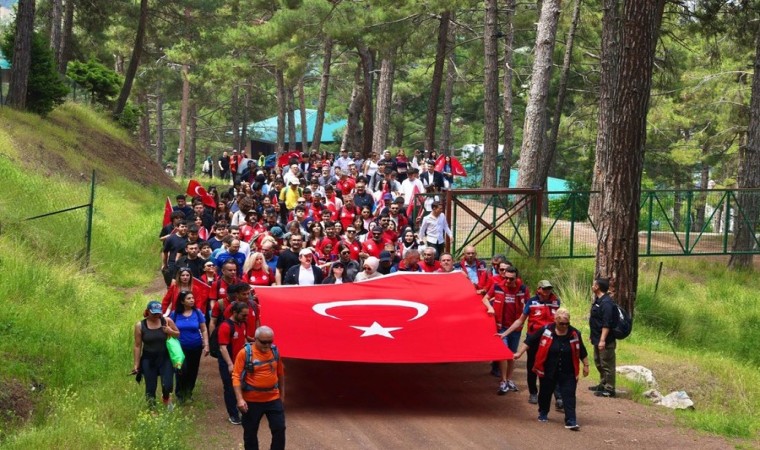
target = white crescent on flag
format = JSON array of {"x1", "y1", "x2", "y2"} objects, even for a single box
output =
[{"x1": 312, "y1": 299, "x2": 428, "y2": 321}]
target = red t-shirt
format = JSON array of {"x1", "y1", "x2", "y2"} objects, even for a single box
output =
[
  {"x1": 243, "y1": 268, "x2": 274, "y2": 287},
  {"x1": 339, "y1": 206, "x2": 359, "y2": 229},
  {"x1": 336, "y1": 178, "x2": 356, "y2": 195},
  {"x1": 362, "y1": 239, "x2": 383, "y2": 258},
  {"x1": 217, "y1": 319, "x2": 248, "y2": 358},
  {"x1": 221, "y1": 301, "x2": 259, "y2": 340},
  {"x1": 317, "y1": 236, "x2": 340, "y2": 256},
  {"x1": 420, "y1": 260, "x2": 441, "y2": 273},
  {"x1": 343, "y1": 238, "x2": 362, "y2": 260}
]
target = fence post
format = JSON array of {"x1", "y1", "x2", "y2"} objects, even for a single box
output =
[
  {"x1": 491, "y1": 196, "x2": 496, "y2": 257},
  {"x1": 84, "y1": 170, "x2": 95, "y2": 268},
  {"x1": 445, "y1": 188, "x2": 452, "y2": 254},
  {"x1": 569, "y1": 193, "x2": 576, "y2": 257},
  {"x1": 723, "y1": 191, "x2": 731, "y2": 253},
  {"x1": 646, "y1": 192, "x2": 654, "y2": 255},
  {"x1": 684, "y1": 190, "x2": 693, "y2": 254},
  {"x1": 534, "y1": 189, "x2": 542, "y2": 259}
]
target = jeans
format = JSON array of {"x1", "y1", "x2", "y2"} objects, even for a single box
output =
[
  {"x1": 242, "y1": 399, "x2": 286, "y2": 450},
  {"x1": 141, "y1": 352, "x2": 173, "y2": 405},
  {"x1": 176, "y1": 346, "x2": 202, "y2": 402},
  {"x1": 593, "y1": 340, "x2": 617, "y2": 391},
  {"x1": 538, "y1": 372, "x2": 577, "y2": 424},
  {"x1": 218, "y1": 357, "x2": 239, "y2": 420}
]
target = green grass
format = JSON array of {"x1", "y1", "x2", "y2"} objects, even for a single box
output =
[{"x1": 0, "y1": 108, "x2": 195, "y2": 449}]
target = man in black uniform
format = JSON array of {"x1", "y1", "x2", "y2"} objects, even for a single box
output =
[{"x1": 589, "y1": 277, "x2": 619, "y2": 398}]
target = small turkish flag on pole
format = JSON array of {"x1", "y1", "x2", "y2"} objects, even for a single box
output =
[
  {"x1": 162, "y1": 196, "x2": 173, "y2": 226},
  {"x1": 406, "y1": 184, "x2": 422, "y2": 218},
  {"x1": 255, "y1": 272, "x2": 512, "y2": 363},
  {"x1": 186, "y1": 180, "x2": 216, "y2": 209}
]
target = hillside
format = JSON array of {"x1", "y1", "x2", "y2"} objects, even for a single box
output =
[{"x1": 0, "y1": 104, "x2": 192, "y2": 448}]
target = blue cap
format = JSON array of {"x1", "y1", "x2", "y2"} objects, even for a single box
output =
[{"x1": 147, "y1": 301, "x2": 162, "y2": 314}]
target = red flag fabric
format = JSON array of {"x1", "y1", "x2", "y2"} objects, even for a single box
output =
[
  {"x1": 277, "y1": 151, "x2": 303, "y2": 167},
  {"x1": 434, "y1": 155, "x2": 468, "y2": 177},
  {"x1": 406, "y1": 183, "x2": 421, "y2": 218},
  {"x1": 255, "y1": 272, "x2": 512, "y2": 363},
  {"x1": 186, "y1": 180, "x2": 216, "y2": 209},
  {"x1": 162, "y1": 196, "x2": 173, "y2": 226}
]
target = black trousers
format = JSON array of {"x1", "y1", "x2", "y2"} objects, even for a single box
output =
[
  {"x1": 175, "y1": 346, "x2": 202, "y2": 402},
  {"x1": 538, "y1": 372, "x2": 577, "y2": 424},
  {"x1": 242, "y1": 398, "x2": 286, "y2": 450}
]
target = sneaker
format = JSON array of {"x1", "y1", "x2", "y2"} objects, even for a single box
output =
[
  {"x1": 229, "y1": 416, "x2": 242, "y2": 425},
  {"x1": 497, "y1": 381, "x2": 508, "y2": 395},
  {"x1": 588, "y1": 384, "x2": 603, "y2": 392},
  {"x1": 538, "y1": 414, "x2": 548, "y2": 423},
  {"x1": 555, "y1": 399, "x2": 564, "y2": 410},
  {"x1": 507, "y1": 380, "x2": 519, "y2": 392},
  {"x1": 528, "y1": 394, "x2": 538, "y2": 404},
  {"x1": 594, "y1": 389, "x2": 616, "y2": 398},
  {"x1": 565, "y1": 421, "x2": 580, "y2": 431}
]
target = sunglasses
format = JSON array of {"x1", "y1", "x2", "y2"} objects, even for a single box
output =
[
  {"x1": 257, "y1": 340, "x2": 273, "y2": 345},
  {"x1": 504, "y1": 277, "x2": 516, "y2": 281},
  {"x1": 341, "y1": 251, "x2": 350, "y2": 255},
  {"x1": 556, "y1": 322, "x2": 569, "y2": 326}
]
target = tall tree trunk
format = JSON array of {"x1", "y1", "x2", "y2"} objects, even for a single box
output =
[
  {"x1": 58, "y1": 0, "x2": 73, "y2": 74},
  {"x1": 516, "y1": 0, "x2": 561, "y2": 189},
  {"x1": 241, "y1": 83, "x2": 251, "y2": 154},
  {"x1": 393, "y1": 96, "x2": 405, "y2": 148},
  {"x1": 177, "y1": 63, "x2": 190, "y2": 177},
  {"x1": 589, "y1": 0, "x2": 621, "y2": 223},
  {"x1": 188, "y1": 102, "x2": 197, "y2": 176},
  {"x1": 499, "y1": 0, "x2": 516, "y2": 187},
  {"x1": 287, "y1": 86, "x2": 297, "y2": 151},
  {"x1": 138, "y1": 90, "x2": 151, "y2": 153},
  {"x1": 539, "y1": 0, "x2": 582, "y2": 188},
  {"x1": 312, "y1": 37, "x2": 333, "y2": 153},
  {"x1": 372, "y1": 48, "x2": 396, "y2": 155},
  {"x1": 7, "y1": 0, "x2": 36, "y2": 110},
  {"x1": 425, "y1": 11, "x2": 451, "y2": 153},
  {"x1": 113, "y1": 0, "x2": 148, "y2": 117},
  {"x1": 695, "y1": 150, "x2": 709, "y2": 232},
  {"x1": 231, "y1": 85, "x2": 240, "y2": 151},
  {"x1": 358, "y1": 46, "x2": 375, "y2": 156},
  {"x1": 298, "y1": 77, "x2": 308, "y2": 152},
  {"x1": 440, "y1": 13, "x2": 456, "y2": 156},
  {"x1": 482, "y1": 0, "x2": 499, "y2": 188},
  {"x1": 595, "y1": 0, "x2": 666, "y2": 314},
  {"x1": 49, "y1": 0, "x2": 62, "y2": 69},
  {"x1": 729, "y1": 35, "x2": 760, "y2": 269},
  {"x1": 156, "y1": 89, "x2": 164, "y2": 164},
  {"x1": 341, "y1": 65, "x2": 365, "y2": 153},
  {"x1": 276, "y1": 69, "x2": 286, "y2": 154}
]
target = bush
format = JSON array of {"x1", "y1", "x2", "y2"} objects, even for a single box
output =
[{"x1": 66, "y1": 59, "x2": 122, "y2": 106}]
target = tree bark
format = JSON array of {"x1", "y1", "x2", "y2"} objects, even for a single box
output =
[
  {"x1": 729, "y1": 35, "x2": 760, "y2": 269},
  {"x1": 372, "y1": 48, "x2": 396, "y2": 155},
  {"x1": 58, "y1": 0, "x2": 73, "y2": 74},
  {"x1": 499, "y1": 0, "x2": 516, "y2": 187},
  {"x1": 358, "y1": 46, "x2": 375, "y2": 156},
  {"x1": 695, "y1": 150, "x2": 709, "y2": 232},
  {"x1": 311, "y1": 37, "x2": 333, "y2": 153},
  {"x1": 177, "y1": 63, "x2": 190, "y2": 177},
  {"x1": 241, "y1": 83, "x2": 250, "y2": 154},
  {"x1": 516, "y1": 0, "x2": 561, "y2": 189},
  {"x1": 425, "y1": 11, "x2": 451, "y2": 153},
  {"x1": 156, "y1": 89, "x2": 165, "y2": 164},
  {"x1": 482, "y1": 0, "x2": 499, "y2": 188},
  {"x1": 539, "y1": 0, "x2": 582, "y2": 187},
  {"x1": 7, "y1": 0, "x2": 36, "y2": 110},
  {"x1": 287, "y1": 85, "x2": 297, "y2": 151},
  {"x1": 440, "y1": 13, "x2": 456, "y2": 156},
  {"x1": 393, "y1": 96, "x2": 405, "y2": 148},
  {"x1": 188, "y1": 102, "x2": 197, "y2": 176},
  {"x1": 138, "y1": 90, "x2": 151, "y2": 153},
  {"x1": 588, "y1": 0, "x2": 620, "y2": 223},
  {"x1": 594, "y1": 0, "x2": 666, "y2": 314},
  {"x1": 276, "y1": 69, "x2": 286, "y2": 154},
  {"x1": 341, "y1": 64, "x2": 365, "y2": 153},
  {"x1": 49, "y1": 0, "x2": 62, "y2": 69},
  {"x1": 113, "y1": 0, "x2": 148, "y2": 117},
  {"x1": 231, "y1": 85, "x2": 240, "y2": 151},
  {"x1": 298, "y1": 77, "x2": 308, "y2": 152}
]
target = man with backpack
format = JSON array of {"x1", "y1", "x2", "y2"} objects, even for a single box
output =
[
  {"x1": 589, "y1": 278, "x2": 619, "y2": 398},
  {"x1": 217, "y1": 301, "x2": 250, "y2": 425},
  {"x1": 233, "y1": 325, "x2": 285, "y2": 450}
]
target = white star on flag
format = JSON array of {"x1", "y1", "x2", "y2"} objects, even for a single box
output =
[{"x1": 351, "y1": 321, "x2": 402, "y2": 339}]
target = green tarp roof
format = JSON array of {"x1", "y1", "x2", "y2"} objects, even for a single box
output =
[
  {"x1": 0, "y1": 49, "x2": 10, "y2": 70},
  {"x1": 247, "y1": 109, "x2": 346, "y2": 144}
]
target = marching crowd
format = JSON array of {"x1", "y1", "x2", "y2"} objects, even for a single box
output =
[{"x1": 133, "y1": 148, "x2": 620, "y2": 449}]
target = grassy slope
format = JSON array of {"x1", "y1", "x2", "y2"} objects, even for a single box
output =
[{"x1": 0, "y1": 104, "x2": 193, "y2": 449}]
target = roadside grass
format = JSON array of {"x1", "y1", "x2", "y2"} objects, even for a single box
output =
[{"x1": 0, "y1": 122, "x2": 195, "y2": 447}]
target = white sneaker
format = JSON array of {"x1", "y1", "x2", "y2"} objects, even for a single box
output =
[
  {"x1": 507, "y1": 380, "x2": 519, "y2": 391},
  {"x1": 497, "y1": 381, "x2": 508, "y2": 395}
]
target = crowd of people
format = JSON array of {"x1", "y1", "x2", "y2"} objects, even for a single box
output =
[{"x1": 133, "y1": 148, "x2": 620, "y2": 448}]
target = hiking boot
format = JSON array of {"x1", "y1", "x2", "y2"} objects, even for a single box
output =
[
  {"x1": 229, "y1": 416, "x2": 242, "y2": 425},
  {"x1": 507, "y1": 380, "x2": 519, "y2": 392},
  {"x1": 497, "y1": 381, "x2": 509, "y2": 395},
  {"x1": 538, "y1": 414, "x2": 548, "y2": 423},
  {"x1": 555, "y1": 399, "x2": 564, "y2": 410},
  {"x1": 594, "y1": 389, "x2": 616, "y2": 398},
  {"x1": 528, "y1": 394, "x2": 538, "y2": 404},
  {"x1": 588, "y1": 384, "x2": 603, "y2": 392},
  {"x1": 565, "y1": 421, "x2": 580, "y2": 431}
]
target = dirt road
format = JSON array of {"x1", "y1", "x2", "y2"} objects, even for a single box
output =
[{"x1": 193, "y1": 356, "x2": 738, "y2": 450}]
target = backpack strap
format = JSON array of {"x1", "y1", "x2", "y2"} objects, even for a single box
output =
[{"x1": 240, "y1": 342, "x2": 280, "y2": 392}]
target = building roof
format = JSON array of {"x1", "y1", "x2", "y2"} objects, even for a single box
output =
[{"x1": 247, "y1": 109, "x2": 346, "y2": 144}]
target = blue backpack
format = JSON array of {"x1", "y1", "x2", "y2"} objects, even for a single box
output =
[{"x1": 240, "y1": 343, "x2": 280, "y2": 392}]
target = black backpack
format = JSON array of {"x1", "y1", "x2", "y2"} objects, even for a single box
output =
[
  {"x1": 209, "y1": 315, "x2": 234, "y2": 359},
  {"x1": 612, "y1": 304, "x2": 633, "y2": 340}
]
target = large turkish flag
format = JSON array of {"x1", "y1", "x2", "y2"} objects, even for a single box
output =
[{"x1": 255, "y1": 272, "x2": 512, "y2": 363}]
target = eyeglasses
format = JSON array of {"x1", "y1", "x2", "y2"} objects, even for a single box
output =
[
  {"x1": 498, "y1": 268, "x2": 508, "y2": 272},
  {"x1": 504, "y1": 277, "x2": 516, "y2": 281},
  {"x1": 347, "y1": 230, "x2": 356, "y2": 233},
  {"x1": 341, "y1": 251, "x2": 350, "y2": 255},
  {"x1": 257, "y1": 340, "x2": 273, "y2": 345},
  {"x1": 556, "y1": 322, "x2": 569, "y2": 326}
]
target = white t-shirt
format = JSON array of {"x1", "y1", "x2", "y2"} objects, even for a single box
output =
[{"x1": 298, "y1": 265, "x2": 315, "y2": 285}]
